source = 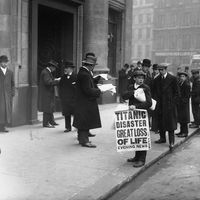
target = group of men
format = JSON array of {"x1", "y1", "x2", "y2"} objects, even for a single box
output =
[
  {"x1": 119, "y1": 58, "x2": 199, "y2": 168},
  {"x1": 38, "y1": 53, "x2": 102, "y2": 148},
  {"x1": 1, "y1": 53, "x2": 200, "y2": 167}
]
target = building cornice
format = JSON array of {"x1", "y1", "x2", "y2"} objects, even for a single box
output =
[{"x1": 109, "y1": 0, "x2": 125, "y2": 10}]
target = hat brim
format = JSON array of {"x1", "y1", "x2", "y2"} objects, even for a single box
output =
[
  {"x1": 178, "y1": 72, "x2": 188, "y2": 76},
  {"x1": 64, "y1": 65, "x2": 75, "y2": 68},
  {"x1": 82, "y1": 60, "x2": 98, "y2": 65}
]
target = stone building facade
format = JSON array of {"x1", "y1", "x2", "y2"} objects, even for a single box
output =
[
  {"x1": 131, "y1": 0, "x2": 154, "y2": 63},
  {"x1": 153, "y1": 0, "x2": 200, "y2": 71},
  {"x1": 0, "y1": 0, "x2": 133, "y2": 126}
]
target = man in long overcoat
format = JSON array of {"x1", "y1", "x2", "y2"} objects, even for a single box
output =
[
  {"x1": 59, "y1": 61, "x2": 77, "y2": 132},
  {"x1": 176, "y1": 71, "x2": 190, "y2": 137},
  {"x1": 118, "y1": 63, "x2": 129, "y2": 103},
  {"x1": 38, "y1": 60, "x2": 60, "y2": 128},
  {"x1": 189, "y1": 69, "x2": 200, "y2": 128},
  {"x1": 73, "y1": 53, "x2": 101, "y2": 148},
  {"x1": 0, "y1": 55, "x2": 15, "y2": 133},
  {"x1": 153, "y1": 64, "x2": 179, "y2": 150}
]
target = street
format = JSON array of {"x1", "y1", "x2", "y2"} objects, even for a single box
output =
[{"x1": 108, "y1": 131, "x2": 200, "y2": 200}]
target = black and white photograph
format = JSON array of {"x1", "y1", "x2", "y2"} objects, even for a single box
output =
[{"x1": 0, "y1": 0, "x2": 200, "y2": 199}]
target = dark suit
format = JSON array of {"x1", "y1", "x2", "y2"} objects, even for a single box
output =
[
  {"x1": 73, "y1": 67, "x2": 101, "y2": 144},
  {"x1": 122, "y1": 83, "x2": 152, "y2": 163},
  {"x1": 0, "y1": 68, "x2": 15, "y2": 130},
  {"x1": 177, "y1": 80, "x2": 190, "y2": 134},
  {"x1": 191, "y1": 76, "x2": 200, "y2": 125},
  {"x1": 153, "y1": 73, "x2": 179, "y2": 144},
  {"x1": 59, "y1": 72, "x2": 77, "y2": 129},
  {"x1": 118, "y1": 69, "x2": 128, "y2": 102},
  {"x1": 38, "y1": 68, "x2": 59, "y2": 126}
]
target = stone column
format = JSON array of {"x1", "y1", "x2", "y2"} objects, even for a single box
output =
[{"x1": 83, "y1": 0, "x2": 109, "y2": 73}]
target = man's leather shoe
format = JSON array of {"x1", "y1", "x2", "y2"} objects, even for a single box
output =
[
  {"x1": 175, "y1": 132, "x2": 182, "y2": 136},
  {"x1": 127, "y1": 157, "x2": 137, "y2": 162},
  {"x1": 81, "y1": 142, "x2": 96, "y2": 148},
  {"x1": 177, "y1": 133, "x2": 188, "y2": 138},
  {"x1": 64, "y1": 129, "x2": 71, "y2": 133},
  {"x1": 51, "y1": 122, "x2": 59, "y2": 126},
  {"x1": 155, "y1": 139, "x2": 166, "y2": 144},
  {"x1": 88, "y1": 133, "x2": 96, "y2": 137},
  {"x1": 43, "y1": 124, "x2": 55, "y2": 128},
  {"x1": 189, "y1": 124, "x2": 199, "y2": 128},
  {"x1": 169, "y1": 144, "x2": 174, "y2": 151},
  {"x1": 133, "y1": 161, "x2": 145, "y2": 168},
  {"x1": 0, "y1": 129, "x2": 9, "y2": 133}
]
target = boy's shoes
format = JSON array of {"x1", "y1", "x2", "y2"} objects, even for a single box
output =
[{"x1": 133, "y1": 161, "x2": 145, "y2": 168}]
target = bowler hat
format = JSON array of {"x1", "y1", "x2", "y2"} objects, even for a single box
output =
[
  {"x1": 152, "y1": 64, "x2": 158, "y2": 70},
  {"x1": 133, "y1": 70, "x2": 146, "y2": 77},
  {"x1": 191, "y1": 69, "x2": 199, "y2": 74},
  {"x1": 137, "y1": 61, "x2": 142, "y2": 65},
  {"x1": 64, "y1": 61, "x2": 75, "y2": 68},
  {"x1": 0, "y1": 55, "x2": 9, "y2": 63},
  {"x1": 142, "y1": 59, "x2": 151, "y2": 67},
  {"x1": 178, "y1": 71, "x2": 188, "y2": 76},
  {"x1": 48, "y1": 60, "x2": 58, "y2": 68},
  {"x1": 82, "y1": 53, "x2": 98, "y2": 65}
]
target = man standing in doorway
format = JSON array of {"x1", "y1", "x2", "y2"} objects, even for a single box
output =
[
  {"x1": 73, "y1": 53, "x2": 102, "y2": 148},
  {"x1": 153, "y1": 63, "x2": 179, "y2": 150},
  {"x1": 38, "y1": 60, "x2": 61, "y2": 128},
  {"x1": 0, "y1": 55, "x2": 15, "y2": 133}
]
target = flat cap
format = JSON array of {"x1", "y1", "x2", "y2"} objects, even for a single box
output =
[
  {"x1": 191, "y1": 69, "x2": 199, "y2": 74},
  {"x1": 133, "y1": 70, "x2": 146, "y2": 77}
]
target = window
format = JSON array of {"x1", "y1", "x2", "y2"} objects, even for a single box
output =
[
  {"x1": 146, "y1": 28, "x2": 151, "y2": 39},
  {"x1": 133, "y1": 0, "x2": 138, "y2": 6},
  {"x1": 137, "y1": 45, "x2": 142, "y2": 57},
  {"x1": 145, "y1": 45, "x2": 150, "y2": 58},
  {"x1": 138, "y1": 28, "x2": 142, "y2": 39},
  {"x1": 139, "y1": 14, "x2": 143, "y2": 24},
  {"x1": 182, "y1": 34, "x2": 191, "y2": 49},
  {"x1": 146, "y1": 13, "x2": 152, "y2": 24}
]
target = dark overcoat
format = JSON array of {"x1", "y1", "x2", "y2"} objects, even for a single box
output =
[
  {"x1": 153, "y1": 73, "x2": 179, "y2": 131},
  {"x1": 73, "y1": 67, "x2": 101, "y2": 130},
  {"x1": 0, "y1": 69, "x2": 15, "y2": 124},
  {"x1": 59, "y1": 72, "x2": 77, "y2": 116},
  {"x1": 38, "y1": 68, "x2": 59, "y2": 113},
  {"x1": 177, "y1": 80, "x2": 190, "y2": 123},
  {"x1": 118, "y1": 69, "x2": 128, "y2": 94}
]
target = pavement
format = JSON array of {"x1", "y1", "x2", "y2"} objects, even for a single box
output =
[{"x1": 0, "y1": 103, "x2": 198, "y2": 200}]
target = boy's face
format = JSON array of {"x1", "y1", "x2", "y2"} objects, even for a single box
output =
[
  {"x1": 179, "y1": 74, "x2": 186, "y2": 82},
  {"x1": 134, "y1": 75, "x2": 144, "y2": 85}
]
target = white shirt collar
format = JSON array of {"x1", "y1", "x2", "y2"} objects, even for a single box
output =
[
  {"x1": 1, "y1": 67, "x2": 7, "y2": 75},
  {"x1": 82, "y1": 66, "x2": 93, "y2": 76},
  {"x1": 46, "y1": 67, "x2": 51, "y2": 72},
  {"x1": 134, "y1": 83, "x2": 141, "y2": 89},
  {"x1": 163, "y1": 72, "x2": 167, "y2": 79}
]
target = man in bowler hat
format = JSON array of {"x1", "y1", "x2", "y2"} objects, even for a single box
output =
[
  {"x1": 0, "y1": 55, "x2": 15, "y2": 133},
  {"x1": 153, "y1": 63, "x2": 179, "y2": 150},
  {"x1": 59, "y1": 61, "x2": 77, "y2": 132},
  {"x1": 73, "y1": 53, "x2": 102, "y2": 148},
  {"x1": 38, "y1": 60, "x2": 61, "y2": 128}
]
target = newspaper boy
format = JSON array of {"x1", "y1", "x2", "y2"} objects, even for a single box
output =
[{"x1": 122, "y1": 70, "x2": 152, "y2": 168}]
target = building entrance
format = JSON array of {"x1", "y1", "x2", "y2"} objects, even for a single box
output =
[
  {"x1": 38, "y1": 5, "x2": 74, "y2": 81},
  {"x1": 30, "y1": 0, "x2": 78, "y2": 123}
]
